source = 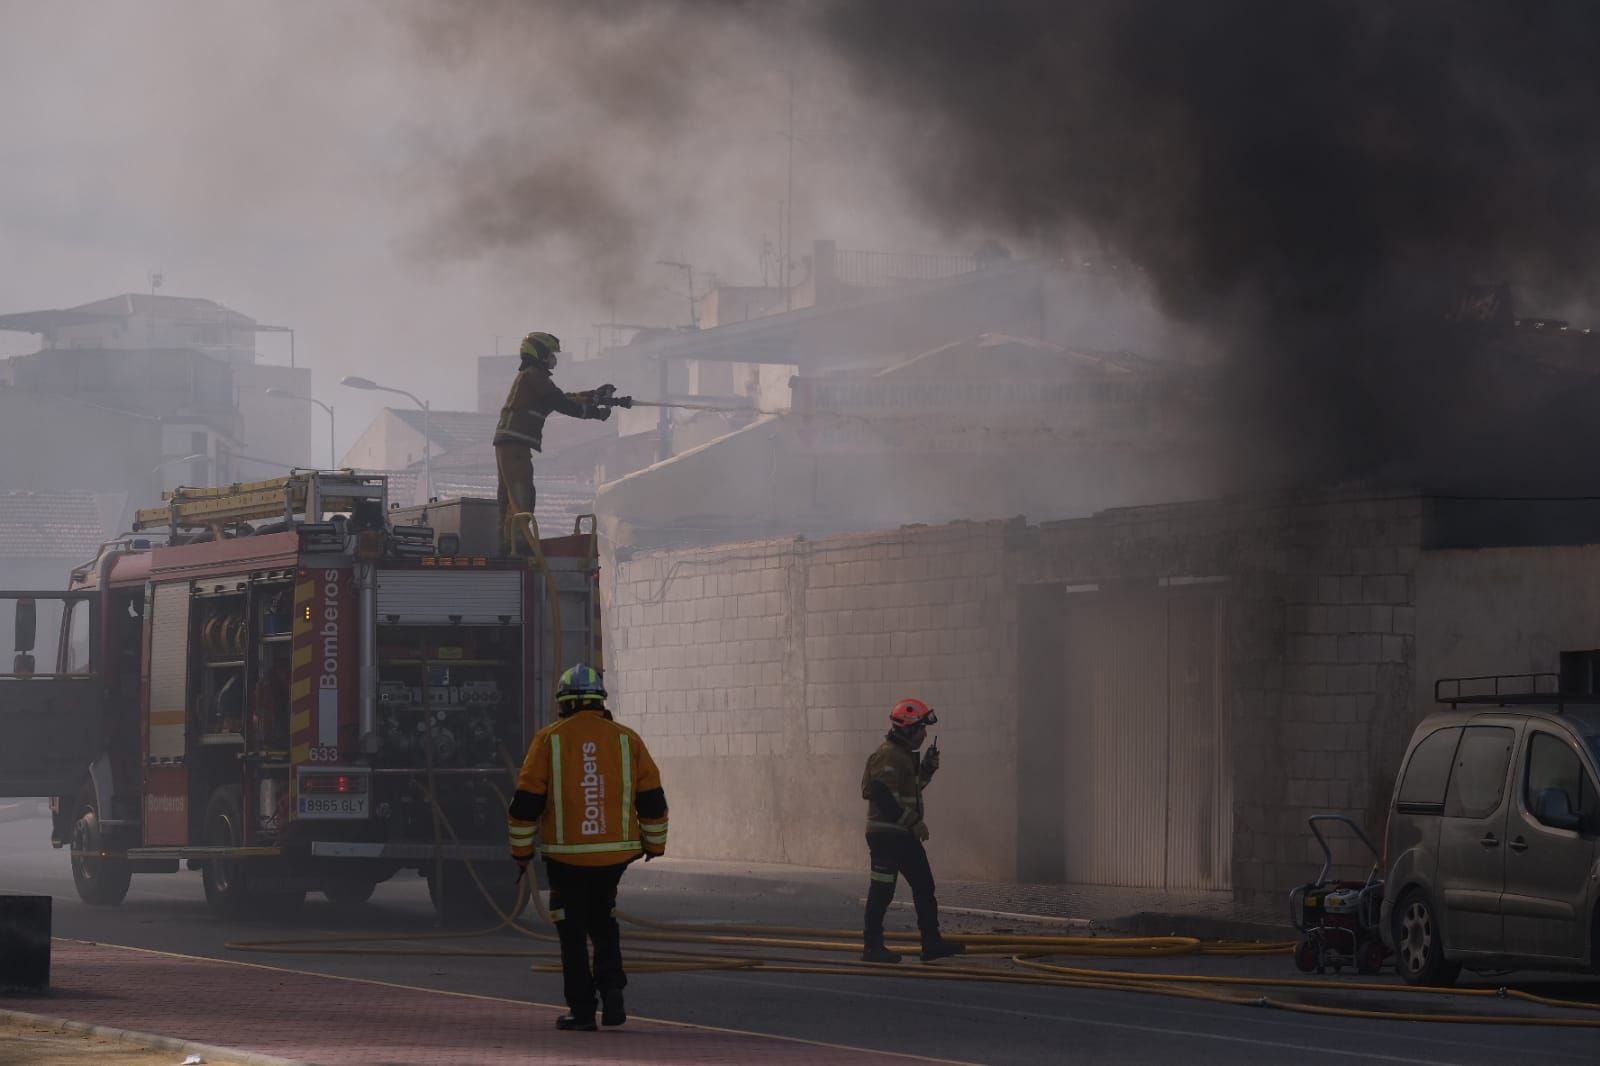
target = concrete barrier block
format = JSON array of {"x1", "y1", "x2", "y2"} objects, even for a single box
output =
[{"x1": 0, "y1": 895, "x2": 50, "y2": 993}]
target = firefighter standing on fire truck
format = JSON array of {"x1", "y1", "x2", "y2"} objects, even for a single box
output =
[
  {"x1": 860, "y1": 698, "x2": 966, "y2": 964},
  {"x1": 494, "y1": 332, "x2": 616, "y2": 555},
  {"x1": 507, "y1": 665, "x2": 668, "y2": 1031}
]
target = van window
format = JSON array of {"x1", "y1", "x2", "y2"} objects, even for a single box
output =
[
  {"x1": 1397, "y1": 726, "x2": 1461, "y2": 808},
  {"x1": 1444, "y1": 726, "x2": 1515, "y2": 819},
  {"x1": 1526, "y1": 732, "x2": 1597, "y2": 828}
]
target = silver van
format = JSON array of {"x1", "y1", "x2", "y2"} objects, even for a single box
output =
[{"x1": 1381, "y1": 674, "x2": 1600, "y2": 985}]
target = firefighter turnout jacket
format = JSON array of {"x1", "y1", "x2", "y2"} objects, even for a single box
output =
[
  {"x1": 493, "y1": 364, "x2": 597, "y2": 452},
  {"x1": 507, "y1": 708, "x2": 668, "y2": 866},
  {"x1": 862, "y1": 731, "x2": 934, "y2": 834}
]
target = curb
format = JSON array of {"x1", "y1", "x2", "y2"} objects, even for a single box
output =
[
  {"x1": 1105, "y1": 910, "x2": 1297, "y2": 943},
  {"x1": 0, "y1": 801, "x2": 44, "y2": 824},
  {"x1": 0, "y1": 1006, "x2": 311, "y2": 1066},
  {"x1": 627, "y1": 863, "x2": 858, "y2": 902},
  {"x1": 886, "y1": 900, "x2": 1093, "y2": 928}
]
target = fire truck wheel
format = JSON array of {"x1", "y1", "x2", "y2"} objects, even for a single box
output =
[
  {"x1": 322, "y1": 877, "x2": 378, "y2": 907},
  {"x1": 70, "y1": 780, "x2": 132, "y2": 906},
  {"x1": 202, "y1": 785, "x2": 253, "y2": 918},
  {"x1": 255, "y1": 887, "x2": 308, "y2": 918},
  {"x1": 426, "y1": 861, "x2": 528, "y2": 924}
]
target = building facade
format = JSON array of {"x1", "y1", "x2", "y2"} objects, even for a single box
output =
[{"x1": 602, "y1": 490, "x2": 1600, "y2": 905}]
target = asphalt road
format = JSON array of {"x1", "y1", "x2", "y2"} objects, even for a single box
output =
[{"x1": 4, "y1": 812, "x2": 1600, "y2": 1066}]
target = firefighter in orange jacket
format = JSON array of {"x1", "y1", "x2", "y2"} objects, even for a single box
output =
[
  {"x1": 860, "y1": 698, "x2": 966, "y2": 964},
  {"x1": 507, "y1": 664, "x2": 667, "y2": 1031},
  {"x1": 495, "y1": 332, "x2": 615, "y2": 555}
]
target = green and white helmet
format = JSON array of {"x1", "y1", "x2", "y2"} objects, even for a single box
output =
[
  {"x1": 519, "y1": 331, "x2": 561, "y2": 370},
  {"x1": 556, "y1": 663, "x2": 606, "y2": 710}
]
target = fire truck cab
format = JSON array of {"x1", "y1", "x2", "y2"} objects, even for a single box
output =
[{"x1": 0, "y1": 472, "x2": 597, "y2": 919}]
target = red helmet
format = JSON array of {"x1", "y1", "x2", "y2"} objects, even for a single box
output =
[{"x1": 889, "y1": 698, "x2": 937, "y2": 729}]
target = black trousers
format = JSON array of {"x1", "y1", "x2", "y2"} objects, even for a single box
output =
[
  {"x1": 863, "y1": 831, "x2": 942, "y2": 945},
  {"x1": 545, "y1": 860, "x2": 628, "y2": 1015}
]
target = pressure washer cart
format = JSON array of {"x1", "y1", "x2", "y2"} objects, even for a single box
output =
[{"x1": 1288, "y1": 814, "x2": 1387, "y2": 975}]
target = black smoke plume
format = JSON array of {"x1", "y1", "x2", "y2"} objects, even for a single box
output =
[{"x1": 812, "y1": 1, "x2": 1600, "y2": 490}]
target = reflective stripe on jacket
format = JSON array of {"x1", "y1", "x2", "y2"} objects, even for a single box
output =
[
  {"x1": 861, "y1": 732, "x2": 930, "y2": 835},
  {"x1": 508, "y1": 709, "x2": 668, "y2": 867},
  {"x1": 493, "y1": 366, "x2": 587, "y2": 450}
]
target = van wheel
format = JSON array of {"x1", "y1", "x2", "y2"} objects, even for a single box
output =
[
  {"x1": 70, "y1": 779, "x2": 131, "y2": 906},
  {"x1": 1394, "y1": 890, "x2": 1460, "y2": 987}
]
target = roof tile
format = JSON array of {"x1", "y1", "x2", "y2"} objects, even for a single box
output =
[{"x1": 0, "y1": 492, "x2": 123, "y2": 559}]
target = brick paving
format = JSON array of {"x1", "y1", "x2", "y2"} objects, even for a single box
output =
[{"x1": 6, "y1": 939, "x2": 954, "y2": 1066}]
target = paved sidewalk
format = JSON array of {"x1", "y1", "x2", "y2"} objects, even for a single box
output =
[{"x1": 4, "y1": 940, "x2": 959, "y2": 1066}]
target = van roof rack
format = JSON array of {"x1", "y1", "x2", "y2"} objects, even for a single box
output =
[{"x1": 1433, "y1": 672, "x2": 1600, "y2": 708}]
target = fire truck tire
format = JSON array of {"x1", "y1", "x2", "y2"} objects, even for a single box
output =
[
  {"x1": 70, "y1": 780, "x2": 131, "y2": 906},
  {"x1": 202, "y1": 785, "x2": 257, "y2": 918},
  {"x1": 426, "y1": 861, "x2": 527, "y2": 924},
  {"x1": 256, "y1": 887, "x2": 308, "y2": 918},
  {"x1": 322, "y1": 877, "x2": 378, "y2": 906}
]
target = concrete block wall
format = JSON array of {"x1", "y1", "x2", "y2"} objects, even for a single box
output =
[
  {"x1": 605, "y1": 521, "x2": 1018, "y2": 880},
  {"x1": 604, "y1": 491, "x2": 1429, "y2": 903},
  {"x1": 1025, "y1": 492, "x2": 1424, "y2": 905}
]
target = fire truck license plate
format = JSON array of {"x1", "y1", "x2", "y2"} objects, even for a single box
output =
[{"x1": 298, "y1": 795, "x2": 369, "y2": 819}]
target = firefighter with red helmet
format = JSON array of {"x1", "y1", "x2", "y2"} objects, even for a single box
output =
[
  {"x1": 507, "y1": 664, "x2": 668, "y2": 1031},
  {"x1": 859, "y1": 697, "x2": 966, "y2": 964}
]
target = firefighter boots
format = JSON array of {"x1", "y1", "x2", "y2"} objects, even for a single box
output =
[
  {"x1": 861, "y1": 943, "x2": 903, "y2": 964},
  {"x1": 601, "y1": 988, "x2": 627, "y2": 1027},
  {"x1": 919, "y1": 936, "x2": 966, "y2": 962},
  {"x1": 556, "y1": 1013, "x2": 598, "y2": 1032}
]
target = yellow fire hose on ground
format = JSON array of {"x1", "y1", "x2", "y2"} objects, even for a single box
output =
[
  {"x1": 224, "y1": 776, "x2": 1600, "y2": 1029},
  {"x1": 223, "y1": 515, "x2": 1600, "y2": 1028}
]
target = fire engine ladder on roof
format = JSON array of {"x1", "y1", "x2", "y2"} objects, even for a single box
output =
[{"x1": 132, "y1": 471, "x2": 390, "y2": 532}]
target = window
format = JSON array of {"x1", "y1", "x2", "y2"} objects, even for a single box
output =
[
  {"x1": 63, "y1": 600, "x2": 92, "y2": 676},
  {"x1": 1397, "y1": 727, "x2": 1460, "y2": 808},
  {"x1": 1444, "y1": 726, "x2": 1515, "y2": 819},
  {"x1": 1526, "y1": 732, "x2": 1597, "y2": 829}
]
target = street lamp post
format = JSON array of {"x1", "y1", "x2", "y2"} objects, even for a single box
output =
[
  {"x1": 152, "y1": 453, "x2": 206, "y2": 477},
  {"x1": 265, "y1": 388, "x2": 336, "y2": 469},
  {"x1": 340, "y1": 376, "x2": 431, "y2": 501},
  {"x1": 151, "y1": 452, "x2": 207, "y2": 495}
]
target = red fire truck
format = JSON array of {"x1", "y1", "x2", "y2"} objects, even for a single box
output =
[{"x1": 0, "y1": 472, "x2": 598, "y2": 919}]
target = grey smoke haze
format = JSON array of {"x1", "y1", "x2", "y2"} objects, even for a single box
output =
[
  {"x1": 0, "y1": 1, "x2": 957, "y2": 449},
  {"x1": 6, "y1": 1, "x2": 1598, "y2": 488}
]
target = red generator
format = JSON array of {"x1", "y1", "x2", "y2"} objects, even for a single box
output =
[{"x1": 1289, "y1": 814, "x2": 1388, "y2": 975}]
